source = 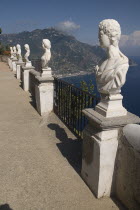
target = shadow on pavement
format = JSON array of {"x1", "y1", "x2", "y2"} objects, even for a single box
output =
[
  {"x1": 111, "y1": 197, "x2": 127, "y2": 210},
  {"x1": 0, "y1": 204, "x2": 13, "y2": 210},
  {"x1": 19, "y1": 81, "x2": 23, "y2": 90},
  {"x1": 29, "y1": 95, "x2": 37, "y2": 109},
  {"x1": 48, "y1": 123, "x2": 82, "y2": 174},
  {"x1": 48, "y1": 124, "x2": 127, "y2": 209}
]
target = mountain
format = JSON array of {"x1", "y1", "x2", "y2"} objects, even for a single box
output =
[{"x1": 0, "y1": 28, "x2": 106, "y2": 74}]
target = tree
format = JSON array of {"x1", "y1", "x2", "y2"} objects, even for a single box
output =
[
  {"x1": 0, "y1": 28, "x2": 7, "y2": 55},
  {"x1": 0, "y1": 28, "x2": 2, "y2": 46},
  {"x1": 5, "y1": 45, "x2": 10, "y2": 51},
  {"x1": 80, "y1": 79, "x2": 95, "y2": 95},
  {"x1": 0, "y1": 45, "x2": 4, "y2": 54}
]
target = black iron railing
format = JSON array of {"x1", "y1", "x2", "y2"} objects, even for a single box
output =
[{"x1": 54, "y1": 78, "x2": 99, "y2": 139}]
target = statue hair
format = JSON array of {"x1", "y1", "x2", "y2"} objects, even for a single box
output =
[
  {"x1": 42, "y1": 39, "x2": 51, "y2": 49},
  {"x1": 16, "y1": 44, "x2": 21, "y2": 49},
  {"x1": 99, "y1": 19, "x2": 121, "y2": 42},
  {"x1": 24, "y1": 44, "x2": 30, "y2": 50}
]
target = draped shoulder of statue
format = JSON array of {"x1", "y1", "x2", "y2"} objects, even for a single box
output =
[{"x1": 94, "y1": 19, "x2": 129, "y2": 117}]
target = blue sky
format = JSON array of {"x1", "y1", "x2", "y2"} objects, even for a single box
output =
[{"x1": 1, "y1": 0, "x2": 140, "y2": 55}]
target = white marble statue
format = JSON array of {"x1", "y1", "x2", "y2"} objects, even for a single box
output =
[
  {"x1": 10, "y1": 47, "x2": 14, "y2": 58},
  {"x1": 94, "y1": 19, "x2": 129, "y2": 95},
  {"x1": 24, "y1": 44, "x2": 30, "y2": 62},
  {"x1": 13, "y1": 46, "x2": 17, "y2": 59},
  {"x1": 24, "y1": 44, "x2": 32, "y2": 67},
  {"x1": 94, "y1": 19, "x2": 129, "y2": 117},
  {"x1": 41, "y1": 39, "x2": 51, "y2": 69},
  {"x1": 16, "y1": 44, "x2": 22, "y2": 61}
]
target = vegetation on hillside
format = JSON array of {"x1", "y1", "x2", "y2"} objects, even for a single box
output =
[
  {"x1": 0, "y1": 28, "x2": 105, "y2": 74},
  {"x1": 0, "y1": 28, "x2": 10, "y2": 55}
]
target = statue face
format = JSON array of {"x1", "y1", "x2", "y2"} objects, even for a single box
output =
[
  {"x1": 99, "y1": 30, "x2": 110, "y2": 48},
  {"x1": 42, "y1": 41, "x2": 47, "y2": 49},
  {"x1": 42, "y1": 42, "x2": 45, "y2": 49}
]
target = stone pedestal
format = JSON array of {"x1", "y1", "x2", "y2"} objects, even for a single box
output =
[
  {"x1": 18, "y1": 57, "x2": 23, "y2": 63},
  {"x1": 41, "y1": 67, "x2": 52, "y2": 77},
  {"x1": 16, "y1": 62, "x2": 25, "y2": 79},
  {"x1": 8, "y1": 58, "x2": 13, "y2": 69},
  {"x1": 81, "y1": 109, "x2": 140, "y2": 198},
  {"x1": 12, "y1": 59, "x2": 18, "y2": 72},
  {"x1": 95, "y1": 93, "x2": 127, "y2": 118},
  {"x1": 25, "y1": 61, "x2": 32, "y2": 68},
  {"x1": 22, "y1": 66, "x2": 35, "y2": 91},
  {"x1": 8, "y1": 57, "x2": 11, "y2": 67},
  {"x1": 35, "y1": 75, "x2": 54, "y2": 116}
]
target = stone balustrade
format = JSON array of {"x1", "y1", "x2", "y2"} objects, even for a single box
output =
[
  {"x1": 114, "y1": 124, "x2": 140, "y2": 209},
  {"x1": 6, "y1": 23, "x2": 140, "y2": 209}
]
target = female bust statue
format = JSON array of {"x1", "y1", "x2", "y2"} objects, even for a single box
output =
[
  {"x1": 10, "y1": 47, "x2": 14, "y2": 58},
  {"x1": 41, "y1": 39, "x2": 51, "y2": 69},
  {"x1": 16, "y1": 44, "x2": 22, "y2": 61},
  {"x1": 24, "y1": 44, "x2": 30, "y2": 62},
  {"x1": 95, "y1": 19, "x2": 129, "y2": 94},
  {"x1": 13, "y1": 46, "x2": 17, "y2": 59}
]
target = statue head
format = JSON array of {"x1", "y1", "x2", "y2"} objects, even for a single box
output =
[
  {"x1": 24, "y1": 44, "x2": 30, "y2": 51},
  {"x1": 16, "y1": 44, "x2": 21, "y2": 50},
  {"x1": 42, "y1": 39, "x2": 51, "y2": 50},
  {"x1": 98, "y1": 19, "x2": 121, "y2": 48}
]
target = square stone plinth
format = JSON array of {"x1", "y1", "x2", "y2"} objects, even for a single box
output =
[
  {"x1": 35, "y1": 75, "x2": 54, "y2": 116},
  {"x1": 12, "y1": 59, "x2": 18, "y2": 72},
  {"x1": 22, "y1": 66, "x2": 35, "y2": 91},
  {"x1": 81, "y1": 108, "x2": 140, "y2": 198},
  {"x1": 16, "y1": 62, "x2": 25, "y2": 79},
  {"x1": 83, "y1": 109, "x2": 140, "y2": 131}
]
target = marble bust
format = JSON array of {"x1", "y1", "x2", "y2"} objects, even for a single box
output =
[
  {"x1": 24, "y1": 44, "x2": 30, "y2": 63},
  {"x1": 24, "y1": 44, "x2": 32, "y2": 67},
  {"x1": 94, "y1": 19, "x2": 129, "y2": 95},
  {"x1": 94, "y1": 19, "x2": 129, "y2": 118},
  {"x1": 13, "y1": 46, "x2": 16, "y2": 53},
  {"x1": 13, "y1": 46, "x2": 17, "y2": 59},
  {"x1": 16, "y1": 44, "x2": 22, "y2": 61},
  {"x1": 41, "y1": 39, "x2": 51, "y2": 69},
  {"x1": 10, "y1": 47, "x2": 14, "y2": 58}
]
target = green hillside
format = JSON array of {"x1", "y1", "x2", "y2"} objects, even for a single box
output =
[{"x1": 0, "y1": 28, "x2": 106, "y2": 74}]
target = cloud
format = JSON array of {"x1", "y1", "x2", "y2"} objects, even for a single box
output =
[
  {"x1": 55, "y1": 20, "x2": 80, "y2": 33},
  {"x1": 120, "y1": 31, "x2": 140, "y2": 56},
  {"x1": 120, "y1": 35, "x2": 129, "y2": 47},
  {"x1": 120, "y1": 31, "x2": 140, "y2": 47}
]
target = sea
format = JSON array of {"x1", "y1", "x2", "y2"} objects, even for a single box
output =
[{"x1": 63, "y1": 57, "x2": 140, "y2": 117}]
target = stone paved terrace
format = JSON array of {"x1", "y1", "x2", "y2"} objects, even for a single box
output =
[{"x1": 0, "y1": 62, "x2": 124, "y2": 210}]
